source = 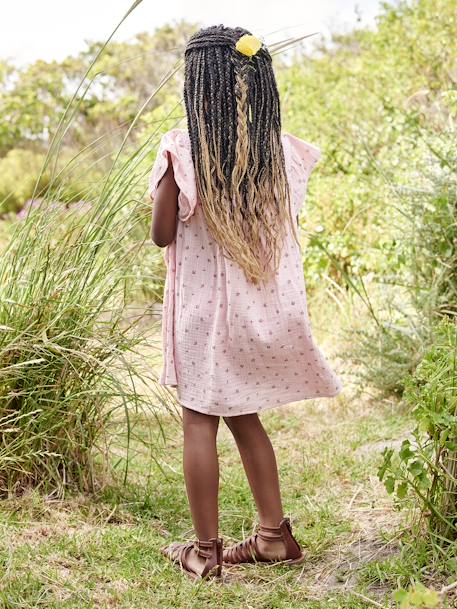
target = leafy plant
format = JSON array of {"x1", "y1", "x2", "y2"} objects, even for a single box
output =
[
  {"x1": 393, "y1": 582, "x2": 440, "y2": 609},
  {"x1": 341, "y1": 121, "x2": 456, "y2": 397},
  {"x1": 378, "y1": 318, "x2": 457, "y2": 544}
]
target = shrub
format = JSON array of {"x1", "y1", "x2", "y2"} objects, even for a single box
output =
[
  {"x1": 345, "y1": 123, "x2": 456, "y2": 396},
  {"x1": 378, "y1": 318, "x2": 457, "y2": 545},
  {"x1": 0, "y1": 149, "x2": 51, "y2": 215}
]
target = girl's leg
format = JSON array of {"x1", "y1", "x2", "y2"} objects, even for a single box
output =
[
  {"x1": 162, "y1": 406, "x2": 221, "y2": 576},
  {"x1": 223, "y1": 413, "x2": 288, "y2": 559},
  {"x1": 182, "y1": 406, "x2": 220, "y2": 540},
  {"x1": 223, "y1": 413, "x2": 283, "y2": 526}
]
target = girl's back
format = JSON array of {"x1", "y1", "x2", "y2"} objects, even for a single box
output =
[{"x1": 149, "y1": 126, "x2": 342, "y2": 415}]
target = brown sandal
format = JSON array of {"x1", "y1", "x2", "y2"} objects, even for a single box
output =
[
  {"x1": 223, "y1": 517, "x2": 305, "y2": 566},
  {"x1": 161, "y1": 536, "x2": 223, "y2": 581}
]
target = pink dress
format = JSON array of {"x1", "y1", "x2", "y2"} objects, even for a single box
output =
[{"x1": 148, "y1": 128, "x2": 343, "y2": 416}]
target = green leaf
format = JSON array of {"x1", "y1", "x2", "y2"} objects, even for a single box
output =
[
  {"x1": 408, "y1": 460, "x2": 424, "y2": 477},
  {"x1": 399, "y1": 441, "x2": 415, "y2": 462},
  {"x1": 421, "y1": 588, "x2": 439, "y2": 607},
  {"x1": 385, "y1": 476, "x2": 396, "y2": 494},
  {"x1": 396, "y1": 481, "x2": 408, "y2": 499},
  {"x1": 378, "y1": 447, "x2": 394, "y2": 480},
  {"x1": 393, "y1": 588, "x2": 408, "y2": 602},
  {"x1": 417, "y1": 471, "x2": 431, "y2": 489},
  {"x1": 439, "y1": 429, "x2": 449, "y2": 446}
]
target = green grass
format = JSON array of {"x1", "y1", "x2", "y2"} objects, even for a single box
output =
[{"x1": 0, "y1": 386, "x2": 420, "y2": 609}]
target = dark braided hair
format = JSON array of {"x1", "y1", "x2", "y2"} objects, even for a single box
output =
[{"x1": 183, "y1": 24, "x2": 298, "y2": 285}]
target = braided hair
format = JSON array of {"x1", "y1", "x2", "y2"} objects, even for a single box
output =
[{"x1": 183, "y1": 24, "x2": 299, "y2": 285}]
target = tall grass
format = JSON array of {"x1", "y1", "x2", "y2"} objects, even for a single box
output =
[
  {"x1": 0, "y1": 157, "x2": 179, "y2": 497},
  {"x1": 0, "y1": 0, "x2": 183, "y2": 498}
]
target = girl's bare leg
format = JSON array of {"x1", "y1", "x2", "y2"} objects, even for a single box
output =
[
  {"x1": 182, "y1": 405, "x2": 220, "y2": 539},
  {"x1": 163, "y1": 406, "x2": 220, "y2": 575},
  {"x1": 223, "y1": 413, "x2": 288, "y2": 559}
]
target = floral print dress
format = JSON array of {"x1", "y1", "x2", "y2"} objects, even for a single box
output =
[{"x1": 148, "y1": 128, "x2": 342, "y2": 415}]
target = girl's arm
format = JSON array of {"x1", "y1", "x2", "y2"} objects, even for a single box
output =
[{"x1": 150, "y1": 151, "x2": 179, "y2": 247}]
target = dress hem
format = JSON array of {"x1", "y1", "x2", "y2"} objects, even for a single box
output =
[{"x1": 158, "y1": 382, "x2": 342, "y2": 416}]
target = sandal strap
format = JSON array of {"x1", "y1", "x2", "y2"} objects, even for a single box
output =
[
  {"x1": 257, "y1": 517, "x2": 294, "y2": 541},
  {"x1": 175, "y1": 542, "x2": 199, "y2": 576},
  {"x1": 258, "y1": 523, "x2": 284, "y2": 542},
  {"x1": 197, "y1": 537, "x2": 223, "y2": 578},
  {"x1": 194, "y1": 537, "x2": 220, "y2": 559},
  {"x1": 224, "y1": 533, "x2": 266, "y2": 563},
  {"x1": 167, "y1": 538, "x2": 223, "y2": 579},
  {"x1": 224, "y1": 518, "x2": 303, "y2": 564},
  {"x1": 276, "y1": 517, "x2": 303, "y2": 560}
]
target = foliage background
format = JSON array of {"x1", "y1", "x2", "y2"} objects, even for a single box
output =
[{"x1": 1, "y1": 1, "x2": 457, "y2": 606}]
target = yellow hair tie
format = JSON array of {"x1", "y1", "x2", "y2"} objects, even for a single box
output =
[{"x1": 235, "y1": 34, "x2": 262, "y2": 57}]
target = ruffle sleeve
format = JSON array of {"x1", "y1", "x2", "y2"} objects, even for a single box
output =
[
  {"x1": 287, "y1": 132, "x2": 322, "y2": 179},
  {"x1": 283, "y1": 132, "x2": 322, "y2": 216},
  {"x1": 148, "y1": 128, "x2": 198, "y2": 222}
]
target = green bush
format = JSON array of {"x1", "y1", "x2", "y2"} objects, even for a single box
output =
[
  {"x1": 0, "y1": 149, "x2": 51, "y2": 215},
  {"x1": 378, "y1": 318, "x2": 457, "y2": 545},
  {"x1": 344, "y1": 122, "x2": 456, "y2": 396},
  {"x1": 282, "y1": 0, "x2": 457, "y2": 292}
]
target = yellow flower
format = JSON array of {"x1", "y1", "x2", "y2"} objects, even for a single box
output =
[{"x1": 235, "y1": 34, "x2": 262, "y2": 57}]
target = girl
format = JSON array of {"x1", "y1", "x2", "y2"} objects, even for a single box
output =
[{"x1": 148, "y1": 24, "x2": 342, "y2": 581}]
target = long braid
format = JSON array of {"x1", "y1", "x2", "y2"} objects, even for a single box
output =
[{"x1": 183, "y1": 24, "x2": 298, "y2": 285}]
